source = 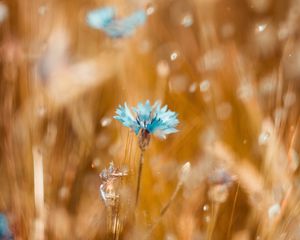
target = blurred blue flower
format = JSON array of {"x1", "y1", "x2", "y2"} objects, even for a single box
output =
[
  {"x1": 114, "y1": 100, "x2": 179, "y2": 139},
  {"x1": 0, "y1": 213, "x2": 12, "y2": 239},
  {"x1": 86, "y1": 7, "x2": 146, "y2": 38}
]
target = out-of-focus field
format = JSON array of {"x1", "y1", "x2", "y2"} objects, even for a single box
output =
[{"x1": 0, "y1": 0, "x2": 300, "y2": 239}]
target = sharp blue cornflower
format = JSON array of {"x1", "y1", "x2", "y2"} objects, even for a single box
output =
[
  {"x1": 86, "y1": 7, "x2": 147, "y2": 38},
  {"x1": 114, "y1": 100, "x2": 179, "y2": 207},
  {"x1": 114, "y1": 100, "x2": 179, "y2": 150}
]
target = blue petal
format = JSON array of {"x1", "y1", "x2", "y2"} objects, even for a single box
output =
[
  {"x1": 0, "y1": 214, "x2": 12, "y2": 238},
  {"x1": 114, "y1": 103, "x2": 140, "y2": 134},
  {"x1": 132, "y1": 100, "x2": 152, "y2": 123},
  {"x1": 104, "y1": 10, "x2": 146, "y2": 38},
  {"x1": 147, "y1": 104, "x2": 179, "y2": 137},
  {"x1": 87, "y1": 7, "x2": 146, "y2": 38},
  {"x1": 86, "y1": 7, "x2": 115, "y2": 29},
  {"x1": 114, "y1": 101, "x2": 179, "y2": 138},
  {"x1": 118, "y1": 10, "x2": 146, "y2": 29}
]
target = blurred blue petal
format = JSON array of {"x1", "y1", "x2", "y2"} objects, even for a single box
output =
[
  {"x1": 86, "y1": 7, "x2": 115, "y2": 29},
  {"x1": 114, "y1": 101, "x2": 179, "y2": 138},
  {"x1": 86, "y1": 7, "x2": 146, "y2": 38},
  {"x1": 114, "y1": 103, "x2": 140, "y2": 134},
  {"x1": 0, "y1": 213, "x2": 12, "y2": 239}
]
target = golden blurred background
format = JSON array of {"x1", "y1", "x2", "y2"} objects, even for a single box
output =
[{"x1": 0, "y1": 0, "x2": 300, "y2": 239}]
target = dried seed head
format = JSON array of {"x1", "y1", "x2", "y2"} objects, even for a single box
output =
[
  {"x1": 208, "y1": 184, "x2": 229, "y2": 203},
  {"x1": 99, "y1": 162, "x2": 128, "y2": 206},
  {"x1": 179, "y1": 162, "x2": 191, "y2": 183}
]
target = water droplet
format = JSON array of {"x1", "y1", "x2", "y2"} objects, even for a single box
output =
[
  {"x1": 170, "y1": 51, "x2": 179, "y2": 61},
  {"x1": 199, "y1": 80, "x2": 210, "y2": 92},
  {"x1": 101, "y1": 117, "x2": 112, "y2": 127},
  {"x1": 156, "y1": 60, "x2": 170, "y2": 77},
  {"x1": 268, "y1": 203, "x2": 280, "y2": 219},
  {"x1": 253, "y1": 21, "x2": 277, "y2": 57},
  {"x1": 256, "y1": 23, "x2": 267, "y2": 33},
  {"x1": 203, "y1": 204, "x2": 209, "y2": 211},
  {"x1": 181, "y1": 14, "x2": 193, "y2": 27},
  {"x1": 258, "y1": 131, "x2": 270, "y2": 145},
  {"x1": 188, "y1": 82, "x2": 197, "y2": 93},
  {"x1": 146, "y1": 4, "x2": 155, "y2": 15}
]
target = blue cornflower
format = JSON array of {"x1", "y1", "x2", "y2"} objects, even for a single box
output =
[
  {"x1": 86, "y1": 7, "x2": 146, "y2": 38},
  {"x1": 0, "y1": 213, "x2": 12, "y2": 239},
  {"x1": 114, "y1": 100, "x2": 179, "y2": 141},
  {"x1": 114, "y1": 101, "x2": 178, "y2": 205}
]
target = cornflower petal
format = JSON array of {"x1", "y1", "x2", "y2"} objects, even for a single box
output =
[
  {"x1": 87, "y1": 7, "x2": 146, "y2": 38},
  {"x1": 114, "y1": 101, "x2": 179, "y2": 138},
  {"x1": 86, "y1": 7, "x2": 115, "y2": 29},
  {"x1": 114, "y1": 103, "x2": 140, "y2": 134}
]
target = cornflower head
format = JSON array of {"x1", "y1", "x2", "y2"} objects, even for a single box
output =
[
  {"x1": 114, "y1": 100, "x2": 179, "y2": 151},
  {"x1": 86, "y1": 7, "x2": 146, "y2": 38}
]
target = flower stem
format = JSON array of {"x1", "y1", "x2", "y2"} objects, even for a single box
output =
[
  {"x1": 226, "y1": 183, "x2": 240, "y2": 239},
  {"x1": 160, "y1": 181, "x2": 182, "y2": 216},
  {"x1": 207, "y1": 202, "x2": 220, "y2": 240},
  {"x1": 107, "y1": 196, "x2": 121, "y2": 240},
  {"x1": 135, "y1": 150, "x2": 144, "y2": 208}
]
